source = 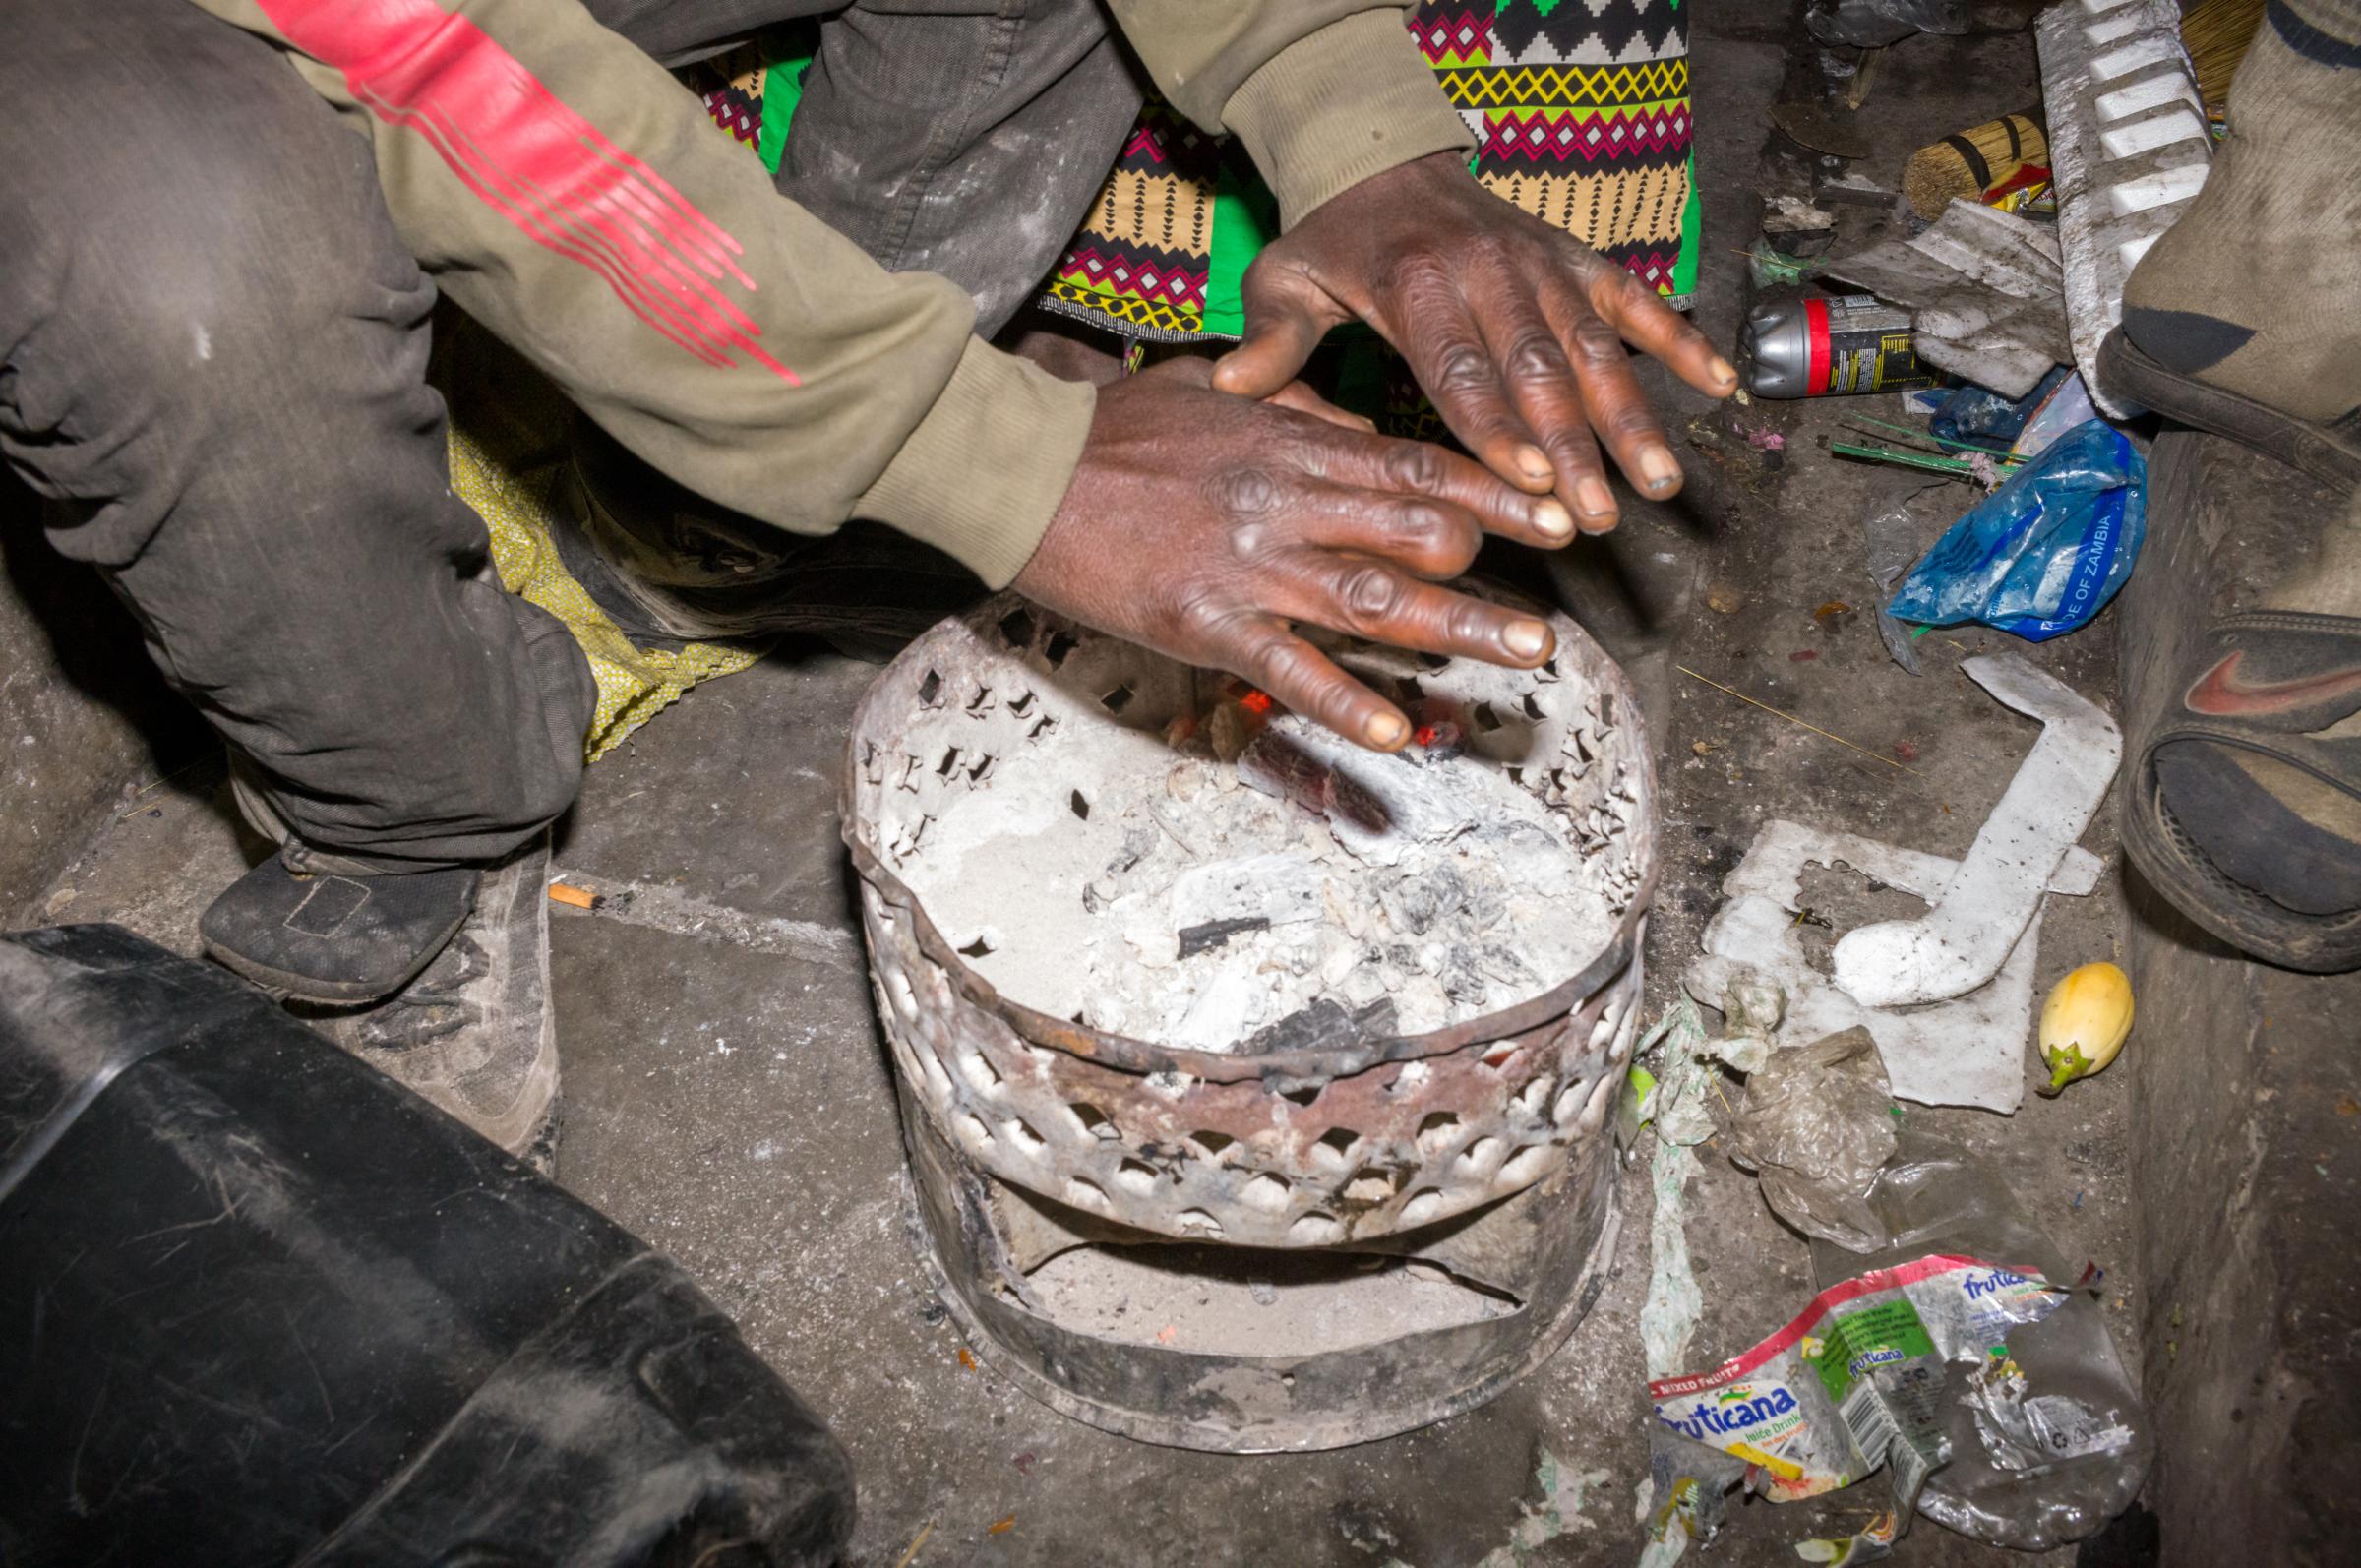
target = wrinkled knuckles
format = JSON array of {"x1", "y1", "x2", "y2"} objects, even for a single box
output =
[
  {"x1": 1202, "y1": 464, "x2": 1287, "y2": 522},
  {"x1": 1338, "y1": 563, "x2": 1405, "y2": 627},
  {"x1": 1503, "y1": 330, "x2": 1576, "y2": 390},
  {"x1": 1170, "y1": 581, "x2": 1252, "y2": 654},
  {"x1": 1430, "y1": 342, "x2": 1498, "y2": 402},
  {"x1": 1387, "y1": 504, "x2": 1479, "y2": 574},
  {"x1": 1569, "y1": 314, "x2": 1624, "y2": 368},
  {"x1": 1378, "y1": 440, "x2": 1446, "y2": 497}
]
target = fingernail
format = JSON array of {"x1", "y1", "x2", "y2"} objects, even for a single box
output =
[
  {"x1": 1533, "y1": 498, "x2": 1575, "y2": 540},
  {"x1": 1576, "y1": 477, "x2": 1616, "y2": 520},
  {"x1": 1709, "y1": 355, "x2": 1739, "y2": 390},
  {"x1": 1513, "y1": 443, "x2": 1555, "y2": 485},
  {"x1": 1639, "y1": 447, "x2": 1681, "y2": 492},
  {"x1": 1502, "y1": 619, "x2": 1549, "y2": 659},
  {"x1": 1365, "y1": 711, "x2": 1410, "y2": 748}
]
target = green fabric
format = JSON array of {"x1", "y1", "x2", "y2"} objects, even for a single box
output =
[
  {"x1": 1670, "y1": 151, "x2": 1701, "y2": 305},
  {"x1": 1203, "y1": 151, "x2": 1281, "y2": 337},
  {"x1": 756, "y1": 33, "x2": 817, "y2": 175}
]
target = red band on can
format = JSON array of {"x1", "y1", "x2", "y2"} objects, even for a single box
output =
[{"x1": 1803, "y1": 297, "x2": 1832, "y2": 397}]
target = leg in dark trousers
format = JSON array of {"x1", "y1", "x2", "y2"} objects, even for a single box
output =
[{"x1": 0, "y1": 0, "x2": 594, "y2": 886}]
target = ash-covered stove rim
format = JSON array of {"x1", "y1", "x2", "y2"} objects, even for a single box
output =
[{"x1": 840, "y1": 584, "x2": 1659, "y2": 1087}]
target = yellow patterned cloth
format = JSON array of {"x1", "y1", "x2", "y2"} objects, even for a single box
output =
[{"x1": 447, "y1": 418, "x2": 761, "y2": 763}]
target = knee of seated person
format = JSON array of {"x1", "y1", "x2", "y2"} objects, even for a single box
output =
[{"x1": 79, "y1": 131, "x2": 422, "y2": 409}]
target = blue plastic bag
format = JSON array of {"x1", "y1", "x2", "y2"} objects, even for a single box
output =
[{"x1": 1886, "y1": 420, "x2": 2145, "y2": 641}]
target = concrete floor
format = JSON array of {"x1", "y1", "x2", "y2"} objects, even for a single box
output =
[{"x1": 26, "y1": 13, "x2": 2170, "y2": 1567}]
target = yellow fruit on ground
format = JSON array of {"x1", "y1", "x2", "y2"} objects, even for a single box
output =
[{"x1": 2037, "y1": 961, "x2": 2133, "y2": 1096}]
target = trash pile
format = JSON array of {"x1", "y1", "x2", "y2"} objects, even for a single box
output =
[
  {"x1": 1731, "y1": 0, "x2": 2224, "y2": 660},
  {"x1": 899, "y1": 709, "x2": 1623, "y2": 1051},
  {"x1": 1630, "y1": 646, "x2": 2149, "y2": 1560}
]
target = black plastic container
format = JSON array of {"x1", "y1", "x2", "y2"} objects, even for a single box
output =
[{"x1": 0, "y1": 924, "x2": 853, "y2": 1567}]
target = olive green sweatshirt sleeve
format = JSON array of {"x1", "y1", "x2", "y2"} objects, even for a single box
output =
[
  {"x1": 1105, "y1": 4, "x2": 1475, "y2": 228},
  {"x1": 187, "y1": 0, "x2": 1093, "y2": 588}
]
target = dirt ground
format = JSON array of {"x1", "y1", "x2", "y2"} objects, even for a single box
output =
[{"x1": 30, "y1": 10, "x2": 2168, "y2": 1566}]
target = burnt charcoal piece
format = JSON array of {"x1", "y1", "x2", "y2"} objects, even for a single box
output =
[
  {"x1": 1176, "y1": 915, "x2": 1270, "y2": 959},
  {"x1": 1241, "y1": 996, "x2": 1400, "y2": 1055},
  {"x1": 1379, "y1": 863, "x2": 1467, "y2": 936}
]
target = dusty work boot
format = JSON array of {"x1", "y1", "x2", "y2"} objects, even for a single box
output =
[
  {"x1": 202, "y1": 854, "x2": 481, "y2": 1004},
  {"x1": 2099, "y1": 0, "x2": 2361, "y2": 490},
  {"x1": 550, "y1": 419, "x2": 983, "y2": 662},
  {"x1": 300, "y1": 834, "x2": 564, "y2": 1168}
]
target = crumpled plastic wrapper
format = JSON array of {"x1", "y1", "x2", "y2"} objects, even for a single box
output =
[
  {"x1": 1726, "y1": 1027, "x2": 1898, "y2": 1250},
  {"x1": 1703, "y1": 967, "x2": 1786, "y2": 1075}
]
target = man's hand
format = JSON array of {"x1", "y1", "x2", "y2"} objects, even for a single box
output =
[
  {"x1": 1212, "y1": 151, "x2": 1738, "y2": 532},
  {"x1": 1014, "y1": 359, "x2": 1575, "y2": 752}
]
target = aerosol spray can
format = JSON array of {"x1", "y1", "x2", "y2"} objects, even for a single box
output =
[{"x1": 1740, "y1": 294, "x2": 1940, "y2": 397}]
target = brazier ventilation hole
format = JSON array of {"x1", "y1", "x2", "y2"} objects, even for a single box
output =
[
  {"x1": 917, "y1": 669, "x2": 943, "y2": 707},
  {"x1": 1312, "y1": 1127, "x2": 1362, "y2": 1168},
  {"x1": 1006, "y1": 690, "x2": 1036, "y2": 718},
  {"x1": 958, "y1": 935, "x2": 996, "y2": 959},
  {"x1": 958, "y1": 1052, "x2": 1001, "y2": 1094},
  {"x1": 1416, "y1": 652, "x2": 1451, "y2": 671},
  {"x1": 1399, "y1": 1188, "x2": 1444, "y2": 1227},
  {"x1": 1415, "y1": 1112, "x2": 1462, "y2": 1157},
  {"x1": 1069, "y1": 790, "x2": 1091, "y2": 820},
  {"x1": 1243, "y1": 1173, "x2": 1292, "y2": 1212},
  {"x1": 1473, "y1": 701, "x2": 1501, "y2": 733},
  {"x1": 1185, "y1": 1130, "x2": 1237, "y2": 1162},
  {"x1": 937, "y1": 747, "x2": 962, "y2": 778},
  {"x1": 1065, "y1": 1102, "x2": 1119, "y2": 1140},
  {"x1": 1291, "y1": 1213, "x2": 1345, "y2": 1245},
  {"x1": 967, "y1": 754, "x2": 997, "y2": 784},
  {"x1": 1553, "y1": 1077, "x2": 1592, "y2": 1127},
  {"x1": 1100, "y1": 683, "x2": 1135, "y2": 714},
  {"x1": 1522, "y1": 693, "x2": 1547, "y2": 722},
  {"x1": 1589, "y1": 1006, "x2": 1618, "y2": 1051},
  {"x1": 1005, "y1": 1118, "x2": 1048, "y2": 1158},
  {"x1": 998, "y1": 607, "x2": 1036, "y2": 648},
  {"x1": 1115, "y1": 1159, "x2": 1159, "y2": 1194},
  {"x1": 1065, "y1": 1177, "x2": 1110, "y2": 1212},
  {"x1": 914, "y1": 1043, "x2": 953, "y2": 1099},
  {"x1": 1176, "y1": 1209, "x2": 1224, "y2": 1237},
  {"x1": 886, "y1": 966, "x2": 920, "y2": 1021},
  {"x1": 1497, "y1": 1144, "x2": 1553, "y2": 1188},
  {"x1": 958, "y1": 1113, "x2": 993, "y2": 1147},
  {"x1": 966, "y1": 684, "x2": 996, "y2": 715},
  {"x1": 1280, "y1": 1086, "x2": 1322, "y2": 1109},
  {"x1": 1483, "y1": 1046, "x2": 1517, "y2": 1069},
  {"x1": 1027, "y1": 715, "x2": 1058, "y2": 743},
  {"x1": 1044, "y1": 630, "x2": 1079, "y2": 667},
  {"x1": 1454, "y1": 1136, "x2": 1501, "y2": 1177},
  {"x1": 1515, "y1": 1075, "x2": 1556, "y2": 1117},
  {"x1": 1344, "y1": 1168, "x2": 1397, "y2": 1204}
]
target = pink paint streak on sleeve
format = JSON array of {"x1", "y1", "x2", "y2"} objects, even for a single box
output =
[{"x1": 258, "y1": 0, "x2": 798, "y2": 384}]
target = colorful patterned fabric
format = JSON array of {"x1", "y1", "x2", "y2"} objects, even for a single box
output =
[
  {"x1": 706, "y1": 2, "x2": 1696, "y2": 345},
  {"x1": 1422, "y1": 0, "x2": 1697, "y2": 306},
  {"x1": 1040, "y1": 0, "x2": 1699, "y2": 341}
]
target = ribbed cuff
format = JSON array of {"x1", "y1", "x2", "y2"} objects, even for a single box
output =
[
  {"x1": 856, "y1": 338, "x2": 1097, "y2": 589},
  {"x1": 1223, "y1": 9, "x2": 1476, "y2": 230}
]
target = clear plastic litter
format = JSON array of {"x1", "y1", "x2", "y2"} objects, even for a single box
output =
[
  {"x1": 1725, "y1": 1027, "x2": 1898, "y2": 1253},
  {"x1": 1813, "y1": 1133, "x2": 2152, "y2": 1549},
  {"x1": 1647, "y1": 1133, "x2": 2150, "y2": 1553},
  {"x1": 1930, "y1": 366, "x2": 2074, "y2": 450},
  {"x1": 1886, "y1": 419, "x2": 2147, "y2": 642},
  {"x1": 1806, "y1": 0, "x2": 1970, "y2": 47}
]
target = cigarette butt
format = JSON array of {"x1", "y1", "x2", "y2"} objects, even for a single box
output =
[
  {"x1": 989, "y1": 1516, "x2": 1015, "y2": 1536},
  {"x1": 547, "y1": 882, "x2": 597, "y2": 909}
]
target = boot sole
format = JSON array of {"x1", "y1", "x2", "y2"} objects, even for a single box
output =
[{"x1": 2099, "y1": 329, "x2": 2361, "y2": 495}]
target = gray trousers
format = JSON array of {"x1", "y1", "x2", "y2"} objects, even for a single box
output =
[{"x1": 0, "y1": 0, "x2": 1139, "y2": 873}]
